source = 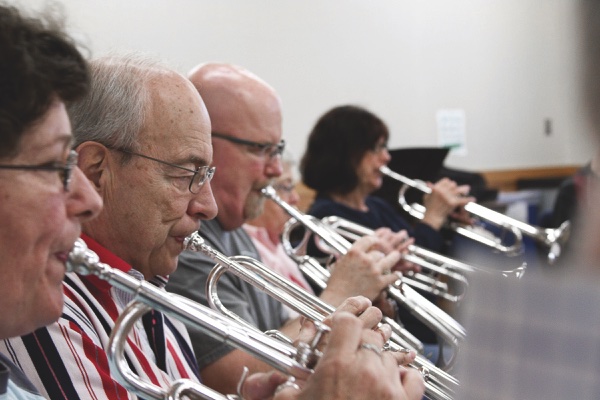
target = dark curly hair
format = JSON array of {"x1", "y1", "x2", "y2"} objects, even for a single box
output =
[
  {"x1": 0, "y1": 3, "x2": 89, "y2": 158},
  {"x1": 300, "y1": 105, "x2": 389, "y2": 195}
]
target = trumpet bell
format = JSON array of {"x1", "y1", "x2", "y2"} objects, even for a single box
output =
[{"x1": 381, "y1": 165, "x2": 570, "y2": 264}]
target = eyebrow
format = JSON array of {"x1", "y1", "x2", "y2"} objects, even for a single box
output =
[
  {"x1": 187, "y1": 155, "x2": 212, "y2": 166},
  {"x1": 169, "y1": 154, "x2": 212, "y2": 168}
]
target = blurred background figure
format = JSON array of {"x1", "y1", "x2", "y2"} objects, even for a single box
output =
[
  {"x1": 244, "y1": 151, "x2": 315, "y2": 301},
  {"x1": 455, "y1": 1, "x2": 600, "y2": 398},
  {"x1": 539, "y1": 148, "x2": 600, "y2": 262}
]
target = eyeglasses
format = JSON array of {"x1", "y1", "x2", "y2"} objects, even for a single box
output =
[
  {"x1": 370, "y1": 141, "x2": 388, "y2": 154},
  {"x1": 0, "y1": 149, "x2": 78, "y2": 191},
  {"x1": 212, "y1": 132, "x2": 285, "y2": 160},
  {"x1": 111, "y1": 148, "x2": 215, "y2": 194},
  {"x1": 273, "y1": 182, "x2": 296, "y2": 193}
]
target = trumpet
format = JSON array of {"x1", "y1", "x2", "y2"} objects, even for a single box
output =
[
  {"x1": 261, "y1": 185, "x2": 471, "y2": 302},
  {"x1": 67, "y1": 238, "x2": 317, "y2": 400},
  {"x1": 321, "y1": 215, "x2": 527, "y2": 281},
  {"x1": 184, "y1": 232, "x2": 458, "y2": 400},
  {"x1": 260, "y1": 186, "x2": 466, "y2": 370},
  {"x1": 379, "y1": 165, "x2": 571, "y2": 264}
]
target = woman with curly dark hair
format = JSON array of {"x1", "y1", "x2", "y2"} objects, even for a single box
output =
[{"x1": 301, "y1": 104, "x2": 473, "y2": 357}]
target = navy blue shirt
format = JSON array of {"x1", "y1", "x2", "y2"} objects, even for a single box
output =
[
  {"x1": 309, "y1": 195, "x2": 444, "y2": 252},
  {"x1": 307, "y1": 194, "x2": 444, "y2": 343}
]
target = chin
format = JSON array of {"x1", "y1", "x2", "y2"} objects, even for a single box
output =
[
  {"x1": 31, "y1": 300, "x2": 64, "y2": 334},
  {"x1": 155, "y1": 256, "x2": 179, "y2": 277}
]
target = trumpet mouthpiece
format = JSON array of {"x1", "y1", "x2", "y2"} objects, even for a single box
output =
[
  {"x1": 261, "y1": 185, "x2": 277, "y2": 198},
  {"x1": 183, "y1": 232, "x2": 204, "y2": 251}
]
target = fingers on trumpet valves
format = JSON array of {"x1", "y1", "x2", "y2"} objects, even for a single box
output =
[
  {"x1": 359, "y1": 343, "x2": 383, "y2": 356},
  {"x1": 368, "y1": 247, "x2": 402, "y2": 280},
  {"x1": 374, "y1": 321, "x2": 392, "y2": 342},
  {"x1": 387, "y1": 346, "x2": 417, "y2": 366},
  {"x1": 358, "y1": 342, "x2": 416, "y2": 364},
  {"x1": 371, "y1": 250, "x2": 386, "y2": 261},
  {"x1": 295, "y1": 320, "x2": 330, "y2": 366},
  {"x1": 275, "y1": 378, "x2": 301, "y2": 395}
]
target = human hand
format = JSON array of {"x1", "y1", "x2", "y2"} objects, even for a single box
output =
[
  {"x1": 421, "y1": 178, "x2": 475, "y2": 230},
  {"x1": 295, "y1": 296, "x2": 416, "y2": 366},
  {"x1": 322, "y1": 235, "x2": 402, "y2": 305},
  {"x1": 373, "y1": 228, "x2": 420, "y2": 273},
  {"x1": 242, "y1": 369, "x2": 289, "y2": 400},
  {"x1": 275, "y1": 312, "x2": 425, "y2": 400}
]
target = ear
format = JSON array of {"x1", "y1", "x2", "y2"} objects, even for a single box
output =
[{"x1": 75, "y1": 141, "x2": 110, "y2": 191}]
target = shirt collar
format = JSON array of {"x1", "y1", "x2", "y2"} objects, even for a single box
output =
[{"x1": 79, "y1": 233, "x2": 168, "y2": 290}]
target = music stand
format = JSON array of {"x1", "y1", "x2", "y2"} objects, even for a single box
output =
[{"x1": 372, "y1": 147, "x2": 450, "y2": 215}]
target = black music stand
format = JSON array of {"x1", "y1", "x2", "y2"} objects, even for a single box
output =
[{"x1": 372, "y1": 147, "x2": 450, "y2": 216}]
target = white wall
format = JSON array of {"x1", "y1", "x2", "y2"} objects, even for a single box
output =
[{"x1": 16, "y1": 0, "x2": 595, "y2": 171}]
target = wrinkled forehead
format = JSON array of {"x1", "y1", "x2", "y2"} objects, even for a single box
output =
[{"x1": 142, "y1": 73, "x2": 212, "y2": 160}]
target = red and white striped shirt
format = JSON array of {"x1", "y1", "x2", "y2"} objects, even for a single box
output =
[{"x1": 0, "y1": 234, "x2": 200, "y2": 399}]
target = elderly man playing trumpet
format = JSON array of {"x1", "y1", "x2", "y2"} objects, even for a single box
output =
[
  {"x1": 0, "y1": 54, "x2": 217, "y2": 399},
  {"x1": 166, "y1": 62, "x2": 419, "y2": 395},
  {"x1": 1, "y1": 52, "x2": 423, "y2": 399}
]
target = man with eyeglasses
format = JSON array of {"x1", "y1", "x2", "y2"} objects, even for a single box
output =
[
  {"x1": 0, "y1": 54, "x2": 219, "y2": 399},
  {"x1": 166, "y1": 63, "x2": 416, "y2": 395}
]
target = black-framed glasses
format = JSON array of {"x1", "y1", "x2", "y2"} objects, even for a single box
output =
[
  {"x1": 212, "y1": 132, "x2": 285, "y2": 160},
  {"x1": 0, "y1": 149, "x2": 78, "y2": 191},
  {"x1": 111, "y1": 148, "x2": 215, "y2": 194}
]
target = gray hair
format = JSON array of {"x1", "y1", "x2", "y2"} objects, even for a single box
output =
[
  {"x1": 281, "y1": 150, "x2": 299, "y2": 182},
  {"x1": 69, "y1": 53, "x2": 170, "y2": 151}
]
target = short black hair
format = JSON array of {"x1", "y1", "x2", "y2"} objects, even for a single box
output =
[
  {"x1": 301, "y1": 105, "x2": 389, "y2": 195},
  {"x1": 0, "y1": 3, "x2": 89, "y2": 158}
]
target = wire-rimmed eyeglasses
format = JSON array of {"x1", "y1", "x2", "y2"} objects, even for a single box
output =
[
  {"x1": 0, "y1": 149, "x2": 78, "y2": 191},
  {"x1": 111, "y1": 148, "x2": 215, "y2": 194},
  {"x1": 212, "y1": 132, "x2": 285, "y2": 160},
  {"x1": 273, "y1": 182, "x2": 296, "y2": 193}
]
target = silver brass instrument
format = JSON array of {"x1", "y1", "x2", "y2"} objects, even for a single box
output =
[
  {"x1": 184, "y1": 232, "x2": 458, "y2": 400},
  {"x1": 262, "y1": 186, "x2": 468, "y2": 302},
  {"x1": 380, "y1": 165, "x2": 571, "y2": 264},
  {"x1": 67, "y1": 238, "x2": 317, "y2": 400},
  {"x1": 260, "y1": 186, "x2": 466, "y2": 370},
  {"x1": 321, "y1": 215, "x2": 527, "y2": 281},
  {"x1": 260, "y1": 186, "x2": 475, "y2": 302}
]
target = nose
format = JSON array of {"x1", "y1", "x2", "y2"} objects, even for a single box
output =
[
  {"x1": 66, "y1": 167, "x2": 103, "y2": 222},
  {"x1": 264, "y1": 155, "x2": 283, "y2": 178},
  {"x1": 188, "y1": 182, "x2": 218, "y2": 221},
  {"x1": 381, "y1": 148, "x2": 391, "y2": 163},
  {"x1": 287, "y1": 188, "x2": 300, "y2": 206}
]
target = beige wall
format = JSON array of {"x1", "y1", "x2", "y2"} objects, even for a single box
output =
[{"x1": 17, "y1": 0, "x2": 594, "y2": 172}]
